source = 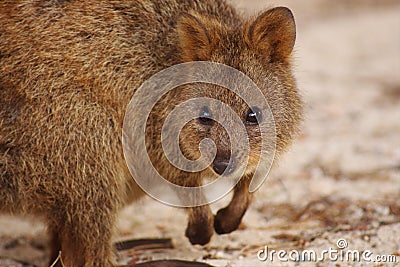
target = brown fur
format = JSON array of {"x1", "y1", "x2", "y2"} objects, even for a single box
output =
[{"x1": 0, "y1": 0, "x2": 302, "y2": 266}]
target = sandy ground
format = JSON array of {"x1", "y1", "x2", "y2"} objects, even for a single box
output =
[{"x1": 1, "y1": 1, "x2": 399, "y2": 266}]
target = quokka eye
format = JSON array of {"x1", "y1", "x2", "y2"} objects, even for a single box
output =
[
  {"x1": 246, "y1": 107, "x2": 262, "y2": 125},
  {"x1": 198, "y1": 106, "x2": 214, "y2": 126}
]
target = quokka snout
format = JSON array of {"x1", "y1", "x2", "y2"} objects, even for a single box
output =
[{"x1": 0, "y1": 0, "x2": 302, "y2": 266}]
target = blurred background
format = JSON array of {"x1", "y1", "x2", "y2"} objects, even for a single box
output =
[{"x1": 0, "y1": 1, "x2": 399, "y2": 266}]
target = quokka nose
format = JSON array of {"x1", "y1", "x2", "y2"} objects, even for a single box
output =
[{"x1": 212, "y1": 160, "x2": 234, "y2": 175}]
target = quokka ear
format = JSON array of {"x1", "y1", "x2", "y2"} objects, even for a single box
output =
[
  {"x1": 246, "y1": 7, "x2": 296, "y2": 63},
  {"x1": 177, "y1": 12, "x2": 221, "y2": 62}
]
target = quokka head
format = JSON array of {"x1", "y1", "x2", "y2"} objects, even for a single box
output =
[{"x1": 170, "y1": 7, "x2": 302, "y2": 179}]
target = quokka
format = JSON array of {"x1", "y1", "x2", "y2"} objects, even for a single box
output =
[{"x1": 0, "y1": 0, "x2": 302, "y2": 266}]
